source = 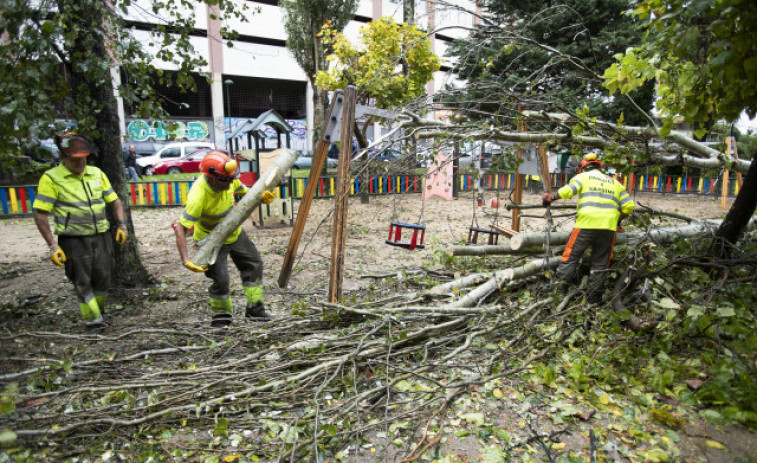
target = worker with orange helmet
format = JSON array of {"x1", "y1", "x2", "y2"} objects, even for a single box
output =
[
  {"x1": 173, "y1": 150, "x2": 276, "y2": 328},
  {"x1": 542, "y1": 152, "x2": 635, "y2": 303},
  {"x1": 32, "y1": 132, "x2": 128, "y2": 333}
]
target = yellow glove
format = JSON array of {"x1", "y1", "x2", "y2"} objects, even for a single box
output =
[
  {"x1": 261, "y1": 190, "x2": 275, "y2": 204},
  {"x1": 115, "y1": 224, "x2": 128, "y2": 246},
  {"x1": 49, "y1": 245, "x2": 66, "y2": 266},
  {"x1": 184, "y1": 260, "x2": 208, "y2": 273}
]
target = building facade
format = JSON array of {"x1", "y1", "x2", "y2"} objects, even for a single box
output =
[{"x1": 120, "y1": 0, "x2": 478, "y2": 150}]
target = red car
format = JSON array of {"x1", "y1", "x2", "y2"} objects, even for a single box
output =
[{"x1": 152, "y1": 148, "x2": 236, "y2": 175}]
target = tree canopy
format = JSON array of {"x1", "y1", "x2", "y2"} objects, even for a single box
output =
[
  {"x1": 445, "y1": 0, "x2": 654, "y2": 126},
  {"x1": 315, "y1": 17, "x2": 440, "y2": 108},
  {"x1": 281, "y1": 0, "x2": 357, "y2": 149},
  {"x1": 603, "y1": 0, "x2": 757, "y2": 136},
  {"x1": 0, "y1": 0, "x2": 246, "y2": 157}
]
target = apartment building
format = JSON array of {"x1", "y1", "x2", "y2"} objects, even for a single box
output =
[{"x1": 120, "y1": 0, "x2": 477, "y2": 150}]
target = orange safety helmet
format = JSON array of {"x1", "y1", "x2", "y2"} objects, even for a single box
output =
[
  {"x1": 200, "y1": 151, "x2": 238, "y2": 179},
  {"x1": 578, "y1": 152, "x2": 602, "y2": 173},
  {"x1": 55, "y1": 132, "x2": 92, "y2": 158}
]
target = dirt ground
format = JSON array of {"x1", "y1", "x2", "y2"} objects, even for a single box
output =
[
  {"x1": 0, "y1": 190, "x2": 731, "y2": 301},
  {"x1": 2, "y1": 190, "x2": 755, "y2": 462}
]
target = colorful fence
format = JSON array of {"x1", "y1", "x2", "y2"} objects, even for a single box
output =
[{"x1": 0, "y1": 172, "x2": 742, "y2": 217}]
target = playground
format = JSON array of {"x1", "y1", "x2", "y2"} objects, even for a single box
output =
[
  {"x1": 0, "y1": 189, "x2": 730, "y2": 300},
  {"x1": 3, "y1": 185, "x2": 757, "y2": 462}
]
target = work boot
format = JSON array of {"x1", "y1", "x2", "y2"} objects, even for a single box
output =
[
  {"x1": 245, "y1": 302, "x2": 272, "y2": 320},
  {"x1": 86, "y1": 317, "x2": 107, "y2": 334},
  {"x1": 210, "y1": 313, "x2": 233, "y2": 328}
]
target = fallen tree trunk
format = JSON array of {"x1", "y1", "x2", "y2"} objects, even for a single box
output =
[
  {"x1": 192, "y1": 148, "x2": 299, "y2": 267},
  {"x1": 510, "y1": 221, "x2": 742, "y2": 251}
]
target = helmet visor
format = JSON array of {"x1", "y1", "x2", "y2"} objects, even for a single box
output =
[{"x1": 59, "y1": 134, "x2": 91, "y2": 158}]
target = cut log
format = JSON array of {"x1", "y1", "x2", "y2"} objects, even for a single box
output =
[
  {"x1": 192, "y1": 148, "x2": 299, "y2": 267},
  {"x1": 511, "y1": 232, "x2": 573, "y2": 250}
]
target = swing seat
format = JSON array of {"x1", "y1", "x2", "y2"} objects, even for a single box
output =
[
  {"x1": 386, "y1": 221, "x2": 426, "y2": 250},
  {"x1": 467, "y1": 226, "x2": 500, "y2": 245}
]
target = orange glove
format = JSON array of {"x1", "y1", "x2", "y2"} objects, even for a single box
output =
[
  {"x1": 115, "y1": 223, "x2": 128, "y2": 246},
  {"x1": 261, "y1": 190, "x2": 275, "y2": 204},
  {"x1": 49, "y1": 245, "x2": 66, "y2": 266}
]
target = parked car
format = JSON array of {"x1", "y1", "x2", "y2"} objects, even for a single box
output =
[
  {"x1": 137, "y1": 141, "x2": 214, "y2": 176},
  {"x1": 152, "y1": 148, "x2": 234, "y2": 175},
  {"x1": 371, "y1": 148, "x2": 402, "y2": 165},
  {"x1": 25, "y1": 141, "x2": 59, "y2": 164},
  {"x1": 292, "y1": 150, "x2": 338, "y2": 169},
  {"x1": 122, "y1": 141, "x2": 165, "y2": 160}
]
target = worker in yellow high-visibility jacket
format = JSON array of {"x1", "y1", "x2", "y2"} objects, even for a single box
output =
[
  {"x1": 173, "y1": 151, "x2": 276, "y2": 328},
  {"x1": 542, "y1": 153, "x2": 635, "y2": 303},
  {"x1": 33, "y1": 133, "x2": 128, "y2": 333}
]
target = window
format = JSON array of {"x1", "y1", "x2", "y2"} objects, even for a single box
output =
[
  {"x1": 161, "y1": 148, "x2": 181, "y2": 159},
  {"x1": 186, "y1": 144, "x2": 207, "y2": 155}
]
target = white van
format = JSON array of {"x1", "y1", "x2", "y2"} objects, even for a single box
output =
[{"x1": 137, "y1": 141, "x2": 214, "y2": 176}]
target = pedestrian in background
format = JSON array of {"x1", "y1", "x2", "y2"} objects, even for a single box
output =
[
  {"x1": 124, "y1": 144, "x2": 139, "y2": 181},
  {"x1": 33, "y1": 132, "x2": 128, "y2": 332}
]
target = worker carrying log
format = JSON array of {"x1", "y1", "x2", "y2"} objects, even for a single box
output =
[
  {"x1": 541, "y1": 153, "x2": 635, "y2": 303},
  {"x1": 173, "y1": 151, "x2": 276, "y2": 328}
]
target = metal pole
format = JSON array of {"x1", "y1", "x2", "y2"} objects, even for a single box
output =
[{"x1": 224, "y1": 79, "x2": 233, "y2": 150}]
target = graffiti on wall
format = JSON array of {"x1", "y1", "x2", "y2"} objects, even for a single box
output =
[{"x1": 127, "y1": 120, "x2": 213, "y2": 143}]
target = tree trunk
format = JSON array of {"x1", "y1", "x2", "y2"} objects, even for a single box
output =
[
  {"x1": 353, "y1": 120, "x2": 371, "y2": 204},
  {"x1": 715, "y1": 152, "x2": 757, "y2": 251},
  {"x1": 510, "y1": 220, "x2": 757, "y2": 251},
  {"x1": 68, "y1": 1, "x2": 152, "y2": 288}
]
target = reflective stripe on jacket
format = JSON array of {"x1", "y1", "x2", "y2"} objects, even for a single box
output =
[
  {"x1": 179, "y1": 176, "x2": 248, "y2": 244},
  {"x1": 33, "y1": 164, "x2": 118, "y2": 236},
  {"x1": 557, "y1": 170, "x2": 635, "y2": 230}
]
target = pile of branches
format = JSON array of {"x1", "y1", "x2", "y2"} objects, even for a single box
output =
[
  {"x1": 1, "y1": 286, "x2": 577, "y2": 460},
  {"x1": 2, "y1": 208, "x2": 756, "y2": 460}
]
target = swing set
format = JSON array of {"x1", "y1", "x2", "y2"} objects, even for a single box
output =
[
  {"x1": 466, "y1": 188, "x2": 501, "y2": 245},
  {"x1": 385, "y1": 174, "x2": 427, "y2": 250}
]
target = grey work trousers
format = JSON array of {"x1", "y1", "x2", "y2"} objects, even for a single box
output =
[
  {"x1": 58, "y1": 233, "x2": 114, "y2": 319},
  {"x1": 204, "y1": 229, "x2": 263, "y2": 306},
  {"x1": 556, "y1": 228, "x2": 616, "y2": 298}
]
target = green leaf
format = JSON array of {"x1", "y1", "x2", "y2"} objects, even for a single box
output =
[
  {"x1": 460, "y1": 412, "x2": 485, "y2": 426},
  {"x1": 715, "y1": 306, "x2": 735, "y2": 317},
  {"x1": 0, "y1": 430, "x2": 17, "y2": 445},
  {"x1": 480, "y1": 445, "x2": 507, "y2": 463},
  {"x1": 686, "y1": 306, "x2": 706, "y2": 319},
  {"x1": 213, "y1": 418, "x2": 229, "y2": 436}
]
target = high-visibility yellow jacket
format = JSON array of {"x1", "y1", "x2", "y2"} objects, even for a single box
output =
[
  {"x1": 33, "y1": 164, "x2": 119, "y2": 236},
  {"x1": 557, "y1": 170, "x2": 635, "y2": 231},
  {"x1": 180, "y1": 176, "x2": 248, "y2": 244}
]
